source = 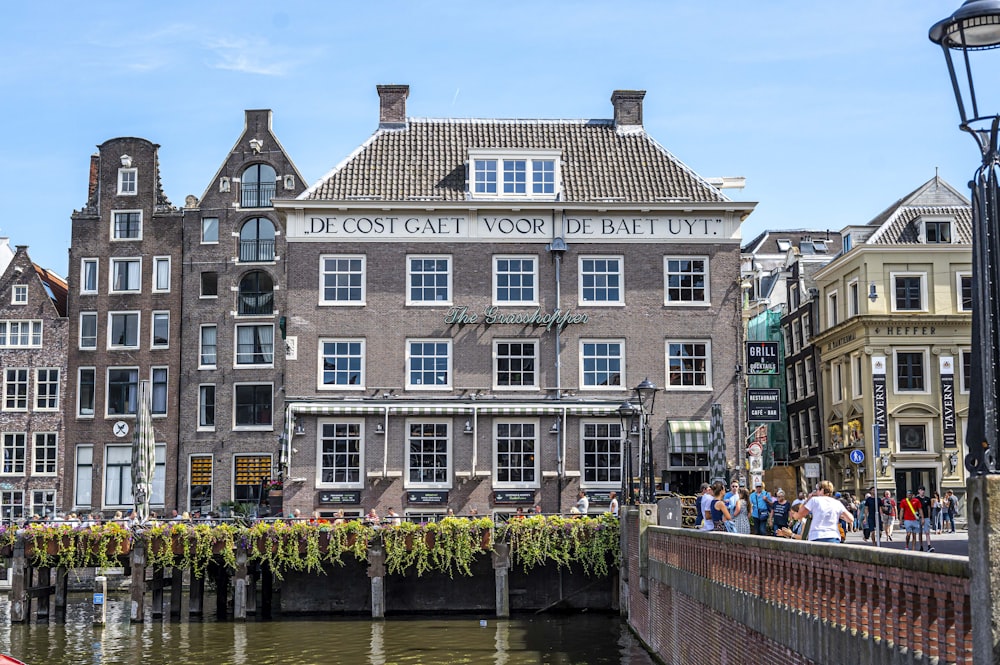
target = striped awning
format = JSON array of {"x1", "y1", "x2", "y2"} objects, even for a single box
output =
[
  {"x1": 289, "y1": 403, "x2": 619, "y2": 417},
  {"x1": 668, "y1": 420, "x2": 711, "y2": 453}
]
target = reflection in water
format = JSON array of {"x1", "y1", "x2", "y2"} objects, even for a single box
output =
[{"x1": 0, "y1": 594, "x2": 657, "y2": 665}]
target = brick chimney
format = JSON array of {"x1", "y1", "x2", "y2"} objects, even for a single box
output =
[
  {"x1": 611, "y1": 90, "x2": 646, "y2": 129},
  {"x1": 377, "y1": 85, "x2": 409, "y2": 128},
  {"x1": 87, "y1": 152, "x2": 100, "y2": 208}
]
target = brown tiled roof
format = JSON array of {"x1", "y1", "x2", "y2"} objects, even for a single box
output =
[{"x1": 303, "y1": 119, "x2": 727, "y2": 204}]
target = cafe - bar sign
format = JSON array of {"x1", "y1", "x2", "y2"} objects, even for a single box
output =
[{"x1": 746, "y1": 342, "x2": 779, "y2": 375}]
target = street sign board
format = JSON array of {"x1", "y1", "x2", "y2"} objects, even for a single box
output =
[
  {"x1": 746, "y1": 342, "x2": 780, "y2": 375},
  {"x1": 747, "y1": 442, "x2": 763, "y2": 457},
  {"x1": 804, "y1": 462, "x2": 820, "y2": 478},
  {"x1": 849, "y1": 449, "x2": 865, "y2": 465},
  {"x1": 746, "y1": 388, "x2": 781, "y2": 421}
]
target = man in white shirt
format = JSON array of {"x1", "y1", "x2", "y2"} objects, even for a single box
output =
[
  {"x1": 699, "y1": 483, "x2": 715, "y2": 531},
  {"x1": 575, "y1": 491, "x2": 590, "y2": 515},
  {"x1": 608, "y1": 491, "x2": 619, "y2": 517}
]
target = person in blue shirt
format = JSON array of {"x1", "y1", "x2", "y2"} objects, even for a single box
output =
[
  {"x1": 723, "y1": 480, "x2": 741, "y2": 513},
  {"x1": 749, "y1": 482, "x2": 774, "y2": 535}
]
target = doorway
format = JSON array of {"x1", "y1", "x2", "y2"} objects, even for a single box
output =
[{"x1": 894, "y1": 467, "x2": 938, "y2": 497}]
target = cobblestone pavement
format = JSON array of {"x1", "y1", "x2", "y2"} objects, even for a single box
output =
[{"x1": 843, "y1": 524, "x2": 969, "y2": 557}]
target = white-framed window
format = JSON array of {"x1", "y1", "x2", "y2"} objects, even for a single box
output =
[
  {"x1": 108, "y1": 311, "x2": 140, "y2": 349},
  {"x1": 110, "y1": 258, "x2": 141, "y2": 292},
  {"x1": 34, "y1": 368, "x2": 59, "y2": 411},
  {"x1": 112, "y1": 210, "x2": 142, "y2": 240},
  {"x1": 468, "y1": 150, "x2": 560, "y2": 199},
  {"x1": 893, "y1": 348, "x2": 929, "y2": 394},
  {"x1": 405, "y1": 420, "x2": 451, "y2": 488},
  {"x1": 494, "y1": 256, "x2": 537, "y2": 305},
  {"x1": 320, "y1": 255, "x2": 365, "y2": 304},
  {"x1": 317, "y1": 419, "x2": 364, "y2": 487},
  {"x1": 33, "y1": 433, "x2": 57, "y2": 475},
  {"x1": 664, "y1": 256, "x2": 709, "y2": 305},
  {"x1": 81, "y1": 258, "x2": 98, "y2": 294},
  {"x1": 796, "y1": 362, "x2": 806, "y2": 401},
  {"x1": 579, "y1": 256, "x2": 624, "y2": 305},
  {"x1": 832, "y1": 362, "x2": 844, "y2": 403},
  {"x1": 75, "y1": 445, "x2": 93, "y2": 508},
  {"x1": 826, "y1": 290, "x2": 839, "y2": 327},
  {"x1": 494, "y1": 339, "x2": 538, "y2": 390},
  {"x1": 198, "y1": 384, "x2": 216, "y2": 430},
  {"x1": 786, "y1": 368, "x2": 796, "y2": 401},
  {"x1": 494, "y1": 420, "x2": 539, "y2": 488},
  {"x1": 580, "y1": 340, "x2": 624, "y2": 389},
  {"x1": 0, "y1": 491, "x2": 24, "y2": 523},
  {"x1": 235, "y1": 324, "x2": 274, "y2": 366},
  {"x1": 958, "y1": 272, "x2": 972, "y2": 312},
  {"x1": 11, "y1": 284, "x2": 27, "y2": 305},
  {"x1": 801, "y1": 312, "x2": 811, "y2": 343},
  {"x1": 104, "y1": 443, "x2": 166, "y2": 508},
  {"x1": 891, "y1": 272, "x2": 927, "y2": 312},
  {"x1": 848, "y1": 279, "x2": 860, "y2": 317},
  {"x1": 153, "y1": 256, "x2": 171, "y2": 292},
  {"x1": 151, "y1": 311, "x2": 169, "y2": 349},
  {"x1": 151, "y1": 367, "x2": 167, "y2": 416},
  {"x1": 1, "y1": 433, "x2": 26, "y2": 475},
  {"x1": 581, "y1": 421, "x2": 623, "y2": 486},
  {"x1": 3, "y1": 369, "x2": 28, "y2": 411},
  {"x1": 406, "y1": 339, "x2": 452, "y2": 389},
  {"x1": 666, "y1": 340, "x2": 712, "y2": 389},
  {"x1": 850, "y1": 355, "x2": 862, "y2": 398},
  {"x1": 77, "y1": 368, "x2": 96, "y2": 418},
  {"x1": 106, "y1": 367, "x2": 138, "y2": 416},
  {"x1": 201, "y1": 271, "x2": 218, "y2": 298},
  {"x1": 923, "y1": 219, "x2": 953, "y2": 244},
  {"x1": 31, "y1": 489, "x2": 56, "y2": 519},
  {"x1": 896, "y1": 421, "x2": 930, "y2": 453},
  {"x1": 961, "y1": 348, "x2": 972, "y2": 394},
  {"x1": 0, "y1": 320, "x2": 42, "y2": 347},
  {"x1": 200, "y1": 325, "x2": 217, "y2": 368},
  {"x1": 189, "y1": 455, "x2": 213, "y2": 513},
  {"x1": 233, "y1": 383, "x2": 273, "y2": 429},
  {"x1": 201, "y1": 217, "x2": 219, "y2": 244},
  {"x1": 233, "y1": 454, "x2": 273, "y2": 504},
  {"x1": 318, "y1": 339, "x2": 365, "y2": 389},
  {"x1": 791, "y1": 320, "x2": 802, "y2": 352},
  {"x1": 79, "y1": 312, "x2": 98, "y2": 349},
  {"x1": 117, "y1": 168, "x2": 137, "y2": 196},
  {"x1": 406, "y1": 255, "x2": 452, "y2": 305}
]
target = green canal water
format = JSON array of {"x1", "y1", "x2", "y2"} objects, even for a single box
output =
[{"x1": 0, "y1": 594, "x2": 657, "y2": 664}]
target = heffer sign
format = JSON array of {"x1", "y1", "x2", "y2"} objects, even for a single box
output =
[{"x1": 746, "y1": 342, "x2": 779, "y2": 375}]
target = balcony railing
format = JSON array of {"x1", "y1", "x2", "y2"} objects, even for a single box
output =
[
  {"x1": 238, "y1": 293, "x2": 274, "y2": 316},
  {"x1": 241, "y1": 182, "x2": 276, "y2": 208},
  {"x1": 239, "y1": 239, "x2": 275, "y2": 263}
]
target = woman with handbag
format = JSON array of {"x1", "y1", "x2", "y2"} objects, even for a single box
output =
[{"x1": 709, "y1": 481, "x2": 732, "y2": 532}]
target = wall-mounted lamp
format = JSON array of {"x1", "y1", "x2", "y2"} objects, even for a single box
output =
[
  {"x1": 549, "y1": 420, "x2": 560, "y2": 434},
  {"x1": 949, "y1": 452, "x2": 959, "y2": 474},
  {"x1": 843, "y1": 466, "x2": 853, "y2": 479},
  {"x1": 120, "y1": 154, "x2": 132, "y2": 168},
  {"x1": 464, "y1": 420, "x2": 474, "y2": 434},
  {"x1": 249, "y1": 138, "x2": 264, "y2": 153},
  {"x1": 868, "y1": 281, "x2": 878, "y2": 303},
  {"x1": 293, "y1": 417, "x2": 305, "y2": 435},
  {"x1": 879, "y1": 453, "x2": 891, "y2": 475},
  {"x1": 375, "y1": 423, "x2": 385, "y2": 435}
]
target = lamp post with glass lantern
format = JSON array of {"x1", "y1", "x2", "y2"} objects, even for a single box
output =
[
  {"x1": 633, "y1": 378, "x2": 660, "y2": 503},
  {"x1": 618, "y1": 400, "x2": 637, "y2": 505}
]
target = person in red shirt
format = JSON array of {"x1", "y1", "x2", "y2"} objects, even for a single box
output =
[{"x1": 899, "y1": 490, "x2": 924, "y2": 551}]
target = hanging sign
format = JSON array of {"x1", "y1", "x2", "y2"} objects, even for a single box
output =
[
  {"x1": 871, "y1": 356, "x2": 888, "y2": 448},
  {"x1": 746, "y1": 342, "x2": 780, "y2": 375},
  {"x1": 940, "y1": 356, "x2": 957, "y2": 448},
  {"x1": 747, "y1": 388, "x2": 781, "y2": 421}
]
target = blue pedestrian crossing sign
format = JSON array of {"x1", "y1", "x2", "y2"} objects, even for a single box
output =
[{"x1": 849, "y1": 449, "x2": 865, "y2": 465}]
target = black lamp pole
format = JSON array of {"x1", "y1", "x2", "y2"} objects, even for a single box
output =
[
  {"x1": 930, "y1": 0, "x2": 1000, "y2": 475},
  {"x1": 618, "y1": 400, "x2": 637, "y2": 505}
]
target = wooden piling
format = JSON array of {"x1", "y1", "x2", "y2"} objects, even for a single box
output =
[
  {"x1": 170, "y1": 567, "x2": 183, "y2": 618},
  {"x1": 151, "y1": 567, "x2": 165, "y2": 619},
  {"x1": 93, "y1": 575, "x2": 107, "y2": 626},
  {"x1": 130, "y1": 537, "x2": 146, "y2": 623},
  {"x1": 492, "y1": 542, "x2": 510, "y2": 618},
  {"x1": 234, "y1": 543, "x2": 248, "y2": 621},
  {"x1": 189, "y1": 569, "x2": 204, "y2": 618},
  {"x1": 368, "y1": 546, "x2": 385, "y2": 619},
  {"x1": 54, "y1": 567, "x2": 68, "y2": 621},
  {"x1": 36, "y1": 567, "x2": 50, "y2": 621}
]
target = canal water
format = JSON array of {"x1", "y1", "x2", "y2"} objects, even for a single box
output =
[{"x1": 0, "y1": 594, "x2": 657, "y2": 664}]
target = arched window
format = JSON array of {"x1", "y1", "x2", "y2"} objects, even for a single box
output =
[
  {"x1": 241, "y1": 164, "x2": 276, "y2": 207},
  {"x1": 239, "y1": 218, "x2": 275, "y2": 262},
  {"x1": 238, "y1": 271, "x2": 274, "y2": 316}
]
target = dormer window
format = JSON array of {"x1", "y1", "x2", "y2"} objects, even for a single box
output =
[
  {"x1": 775, "y1": 239, "x2": 791, "y2": 252},
  {"x1": 118, "y1": 168, "x2": 137, "y2": 195},
  {"x1": 12, "y1": 285, "x2": 27, "y2": 305},
  {"x1": 468, "y1": 150, "x2": 560, "y2": 200},
  {"x1": 922, "y1": 218, "x2": 953, "y2": 244}
]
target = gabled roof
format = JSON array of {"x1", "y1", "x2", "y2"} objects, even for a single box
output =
[
  {"x1": 302, "y1": 119, "x2": 729, "y2": 204},
  {"x1": 865, "y1": 176, "x2": 971, "y2": 245}
]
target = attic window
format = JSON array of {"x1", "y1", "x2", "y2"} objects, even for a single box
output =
[
  {"x1": 776, "y1": 239, "x2": 791, "y2": 251},
  {"x1": 924, "y1": 219, "x2": 952, "y2": 244},
  {"x1": 12, "y1": 285, "x2": 27, "y2": 305},
  {"x1": 468, "y1": 149, "x2": 560, "y2": 200},
  {"x1": 812, "y1": 240, "x2": 828, "y2": 253}
]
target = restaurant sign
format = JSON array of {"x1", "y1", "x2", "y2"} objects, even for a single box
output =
[
  {"x1": 493, "y1": 491, "x2": 536, "y2": 505},
  {"x1": 445, "y1": 305, "x2": 588, "y2": 331},
  {"x1": 407, "y1": 491, "x2": 449, "y2": 505},
  {"x1": 318, "y1": 491, "x2": 361, "y2": 505}
]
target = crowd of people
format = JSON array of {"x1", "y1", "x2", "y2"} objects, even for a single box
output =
[{"x1": 696, "y1": 480, "x2": 961, "y2": 548}]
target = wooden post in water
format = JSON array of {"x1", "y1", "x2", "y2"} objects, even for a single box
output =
[
  {"x1": 367, "y1": 545, "x2": 385, "y2": 619},
  {"x1": 189, "y1": 569, "x2": 204, "y2": 618},
  {"x1": 36, "y1": 567, "x2": 50, "y2": 621},
  {"x1": 214, "y1": 563, "x2": 229, "y2": 620},
  {"x1": 10, "y1": 536, "x2": 26, "y2": 623},
  {"x1": 93, "y1": 575, "x2": 107, "y2": 626},
  {"x1": 492, "y1": 542, "x2": 510, "y2": 618},
  {"x1": 247, "y1": 566, "x2": 258, "y2": 616},
  {"x1": 233, "y1": 542, "x2": 248, "y2": 621},
  {"x1": 151, "y1": 568, "x2": 165, "y2": 619},
  {"x1": 54, "y1": 567, "x2": 68, "y2": 621},
  {"x1": 169, "y1": 567, "x2": 183, "y2": 618},
  {"x1": 130, "y1": 537, "x2": 147, "y2": 623},
  {"x1": 261, "y1": 565, "x2": 272, "y2": 619}
]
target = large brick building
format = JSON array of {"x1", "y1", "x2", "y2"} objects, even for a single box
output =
[{"x1": 273, "y1": 85, "x2": 754, "y2": 519}]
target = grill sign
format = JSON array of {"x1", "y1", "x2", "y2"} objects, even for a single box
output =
[{"x1": 746, "y1": 342, "x2": 779, "y2": 375}]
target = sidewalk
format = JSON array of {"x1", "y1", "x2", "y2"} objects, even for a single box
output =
[{"x1": 845, "y1": 524, "x2": 969, "y2": 556}]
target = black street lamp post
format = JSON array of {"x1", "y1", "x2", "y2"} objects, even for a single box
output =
[
  {"x1": 618, "y1": 400, "x2": 637, "y2": 505},
  {"x1": 618, "y1": 379, "x2": 661, "y2": 504},
  {"x1": 931, "y1": 0, "x2": 1000, "y2": 474}
]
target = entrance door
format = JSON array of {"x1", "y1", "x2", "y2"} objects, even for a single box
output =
[{"x1": 894, "y1": 468, "x2": 938, "y2": 498}]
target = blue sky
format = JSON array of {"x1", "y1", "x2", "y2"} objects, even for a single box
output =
[{"x1": 0, "y1": 1, "x2": 981, "y2": 275}]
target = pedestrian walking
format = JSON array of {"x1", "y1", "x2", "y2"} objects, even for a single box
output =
[
  {"x1": 793, "y1": 480, "x2": 853, "y2": 544},
  {"x1": 608, "y1": 491, "x2": 619, "y2": 518},
  {"x1": 728, "y1": 487, "x2": 752, "y2": 534},
  {"x1": 749, "y1": 482, "x2": 774, "y2": 536},
  {"x1": 862, "y1": 488, "x2": 881, "y2": 544},
  {"x1": 931, "y1": 491, "x2": 943, "y2": 534},
  {"x1": 710, "y1": 481, "x2": 732, "y2": 532},
  {"x1": 771, "y1": 489, "x2": 791, "y2": 534},
  {"x1": 944, "y1": 489, "x2": 958, "y2": 533},
  {"x1": 880, "y1": 490, "x2": 897, "y2": 541},
  {"x1": 916, "y1": 487, "x2": 934, "y2": 552},
  {"x1": 899, "y1": 490, "x2": 923, "y2": 551}
]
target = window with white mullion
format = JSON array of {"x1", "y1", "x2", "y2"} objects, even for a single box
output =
[
  {"x1": 110, "y1": 258, "x2": 141, "y2": 292},
  {"x1": 34, "y1": 368, "x2": 59, "y2": 410},
  {"x1": 320, "y1": 255, "x2": 365, "y2": 304},
  {"x1": 494, "y1": 340, "x2": 538, "y2": 389},
  {"x1": 0, "y1": 320, "x2": 42, "y2": 347},
  {"x1": 405, "y1": 421, "x2": 451, "y2": 488},
  {"x1": 666, "y1": 340, "x2": 712, "y2": 389},
  {"x1": 4, "y1": 369, "x2": 28, "y2": 411},
  {"x1": 580, "y1": 256, "x2": 623, "y2": 305},
  {"x1": 319, "y1": 339, "x2": 365, "y2": 389},
  {"x1": 664, "y1": 257, "x2": 709, "y2": 304},
  {"x1": 494, "y1": 421, "x2": 538, "y2": 488},
  {"x1": 33, "y1": 433, "x2": 57, "y2": 475},
  {"x1": 493, "y1": 256, "x2": 537, "y2": 305},
  {"x1": 1, "y1": 433, "x2": 26, "y2": 475},
  {"x1": 581, "y1": 422, "x2": 623, "y2": 485},
  {"x1": 235, "y1": 324, "x2": 274, "y2": 366},
  {"x1": 406, "y1": 256, "x2": 451, "y2": 305},
  {"x1": 112, "y1": 211, "x2": 141, "y2": 239},
  {"x1": 407, "y1": 340, "x2": 451, "y2": 389},
  {"x1": 318, "y1": 420, "x2": 363, "y2": 487},
  {"x1": 581, "y1": 340, "x2": 624, "y2": 388},
  {"x1": 0, "y1": 491, "x2": 24, "y2": 523}
]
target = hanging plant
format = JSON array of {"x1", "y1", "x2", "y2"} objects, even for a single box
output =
[{"x1": 501, "y1": 514, "x2": 620, "y2": 577}]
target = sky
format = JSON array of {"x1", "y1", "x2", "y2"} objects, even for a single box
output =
[{"x1": 0, "y1": 1, "x2": 984, "y2": 276}]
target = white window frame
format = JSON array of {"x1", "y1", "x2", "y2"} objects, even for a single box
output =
[
  {"x1": 468, "y1": 149, "x2": 561, "y2": 200},
  {"x1": 3, "y1": 369, "x2": 29, "y2": 412},
  {"x1": 493, "y1": 255, "x2": 538, "y2": 306},
  {"x1": 317, "y1": 338, "x2": 366, "y2": 390},
  {"x1": 960, "y1": 348, "x2": 972, "y2": 394},
  {"x1": 832, "y1": 362, "x2": 844, "y2": 403},
  {"x1": 579, "y1": 339, "x2": 625, "y2": 390},
  {"x1": 403, "y1": 418, "x2": 452, "y2": 490},
  {"x1": 579, "y1": 255, "x2": 625, "y2": 306},
  {"x1": 75, "y1": 445, "x2": 93, "y2": 508},
  {"x1": 198, "y1": 384, "x2": 216, "y2": 431},
  {"x1": 153, "y1": 256, "x2": 171, "y2": 293},
  {"x1": 848, "y1": 278, "x2": 860, "y2": 317},
  {"x1": 107, "y1": 311, "x2": 140, "y2": 350},
  {"x1": 200, "y1": 271, "x2": 219, "y2": 299},
  {"x1": 79, "y1": 312, "x2": 98, "y2": 350},
  {"x1": 850, "y1": 354, "x2": 862, "y2": 399},
  {"x1": 493, "y1": 339, "x2": 539, "y2": 391},
  {"x1": 493, "y1": 419, "x2": 540, "y2": 489},
  {"x1": 32, "y1": 432, "x2": 58, "y2": 476},
  {"x1": 109, "y1": 257, "x2": 142, "y2": 293},
  {"x1": 890, "y1": 271, "x2": 927, "y2": 312},
  {"x1": 922, "y1": 217, "x2": 953, "y2": 244},
  {"x1": 34, "y1": 368, "x2": 59, "y2": 411},
  {"x1": 665, "y1": 339, "x2": 713, "y2": 391},
  {"x1": 201, "y1": 217, "x2": 220, "y2": 244},
  {"x1": 895, "y1": 419, "x2": 932, "y2": 454},
  {"x1": 11, "y1": 284, "x2": 27, "y2": 305},
  {"x1": 106, "y1": 366, "x2": 139, "y2": 417},
  {"x1": 31, "y1": 489, "x2": 56, "y2": 519},
  {"x1": 151, "y1": 311, "x2": 169, "y2": 349},
  {"x1": 189, "y1": 454, "x2": 214, "y2": 513},
  {"x1": 580, "y1": 420, "x2": 624, "y2": 488},
  {"x1": 151, "y1": 366, "x2": 168, "y2": 416},
  {"x1": 117, "y1": 168, "x2": 137, "y2": 196},
  {"x1": 1, "y1": 433, "x2": 26, "y2": 476},
  {"x1": 406, "y1": 339, "x2": 453, "y2": 390},
  {"x1": 232, "y1": 382, "x2": 274, "y2": 431},
  {"x1": 234, "y1": 323, "x2": 275, "y2": 368},
  {"x1": 957, "y1": 272, "x2": 972, "y2": 312},
  {"x1": 316, "y1": 418, "x2": 365, "y2": 489},
  {"x1": 81, "y1": 258, "x2": 99, "y2": 294},
  {"x1": 405, "y1": 255, "x2": 452, "y2": 306},
  {"x1": 319, "y1": 254, "x2": 366, "y2": 305},
  {"x1": 199, "y1": 325, "x2": 218, "y2": 369},
  {"x1": 77, "y1": 367, "x2": 96, "y2": 418},
  {"x1": 0, "y1": 320, "x2": 42, "y2": 348},
  {"x1": 826, "y1": 290, "x2": 839, "y2": 327},
  {"x1": 663, "y1": 256, "x2": 710, "y2": 306},
  {"x1": 111, "y1": 210, "x2": 142, "y2": 241},
  {"x1": 893, "y1": 347, "x2": 930, "y2": 395}
]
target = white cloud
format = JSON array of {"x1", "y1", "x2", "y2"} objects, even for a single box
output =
[{"x1": 205, "y1": 37, "x2": 292, "y2": 76}]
